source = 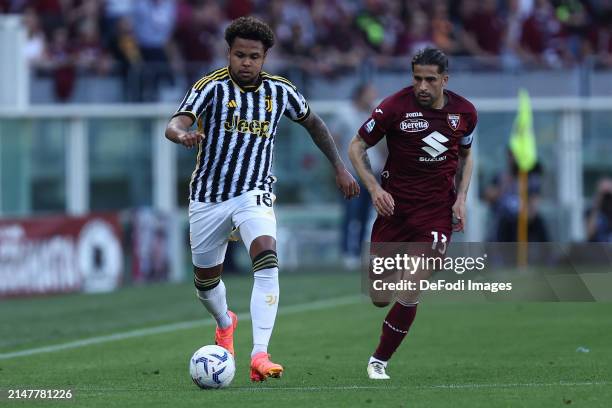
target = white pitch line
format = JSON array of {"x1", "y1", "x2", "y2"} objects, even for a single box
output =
[
  {"x1": 420, "y1": 381, "x2": 611, "y2": 390},
  {"x1": 232, "y1": 381, "x2": 611, "y2": 392},
  {"x1": 60, "y1": 385, "x2": 400, "y2": 393},
  {"x1": 0, "y1": 295, "x2": 363, "y2": 360},
  {"x1": 60, "y1": 381, "x2": 610, "y2": 393},
  {"x1": 233, "y1": 385, "x2": 399, "y2": 392}
]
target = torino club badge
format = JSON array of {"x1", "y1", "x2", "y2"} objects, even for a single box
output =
[{"x1": 447, "y1": 113, "x2": 460, "y2": 131}]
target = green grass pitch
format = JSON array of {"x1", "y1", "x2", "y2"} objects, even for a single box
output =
[{"x1": 1, "y1": 272, "x2": 611, "y2": 407}]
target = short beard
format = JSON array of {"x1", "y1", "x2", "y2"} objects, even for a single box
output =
[{"x1": 416, "y1": 98, "x2": 433, "y2": 108}]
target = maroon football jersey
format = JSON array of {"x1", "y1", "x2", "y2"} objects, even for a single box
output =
[{"x1": 358, "y1": 86, "x2": 477, "y2": 227}]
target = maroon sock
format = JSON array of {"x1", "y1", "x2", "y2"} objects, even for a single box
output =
[{"x1": 373, "y1": 302, "x2": 418, "y2": 361}]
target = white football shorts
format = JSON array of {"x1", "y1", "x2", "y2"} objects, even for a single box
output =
[{"x1": 189, "y1": 189, "x2": 277, "y2": 268}]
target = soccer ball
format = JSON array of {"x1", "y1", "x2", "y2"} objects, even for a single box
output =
[{"x1": 189, "y1": 345, "x2": 236, "y2": 389}]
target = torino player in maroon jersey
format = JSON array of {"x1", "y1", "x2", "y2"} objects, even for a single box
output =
[{"x1": 349, "y1": 48, "x2": 477, "y2": 379}]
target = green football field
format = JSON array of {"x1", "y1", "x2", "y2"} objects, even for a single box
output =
[{"x1": 1, "y1": 272, "x2": 611, "y2": 407}]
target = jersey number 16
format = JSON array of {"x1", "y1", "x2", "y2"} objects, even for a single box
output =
[{"x1": 255, "y1": 193, "x2": 273, "y2": 207}]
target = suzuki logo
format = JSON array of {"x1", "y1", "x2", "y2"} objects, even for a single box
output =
[{"x1": 421, "y1": 131, "x2": 449, "y2": 158}]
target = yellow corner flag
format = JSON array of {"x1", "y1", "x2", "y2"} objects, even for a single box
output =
[
  {"x1": 510, "y1": 89, "x2": 537, "y2": 172},
  {"x1": 510, "y1": 89, "x2": 537, "y2": 264}
]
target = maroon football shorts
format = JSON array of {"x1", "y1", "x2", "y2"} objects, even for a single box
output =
[
  {"x1": 370, "y1": 214, "x2": 452, "y2": 258},
  {"x1": 368, "y1": 214, "x2": 452, "y2": 304}
]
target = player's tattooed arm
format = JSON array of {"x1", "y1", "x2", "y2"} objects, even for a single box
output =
[
  {"x1": 300, "y1": 112, "x2": 345, "y2": 169},
  {"x1": 349, "y1": 135, "x2": 375, "y2": 179},
  {"x1": 349, "y1": 135, "x2": 394, "y2": 216},
  {"x1": 300, "y1": 112, "x2": 359, "y2": 198},
  {"x1": 452, "y1": 147, "x2": 474, "y2": 231},
  {"x1": 165, "y1": 115, "x2": 203, "y2": 148},
  {"x1": 455, "y1": 147, "x2": 473, "y2": 198}
]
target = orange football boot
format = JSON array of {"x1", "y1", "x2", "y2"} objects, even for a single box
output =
[
  {"x1": 250, "y1": 352, "x2": 284, "y2": 382},
  {"x1": 215, "y1": 311, "x2": 238, "y2": 356}
]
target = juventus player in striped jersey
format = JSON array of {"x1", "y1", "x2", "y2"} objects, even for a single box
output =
[{"x1": 165, "y1": 17, "x2": 358, "y2": 382}]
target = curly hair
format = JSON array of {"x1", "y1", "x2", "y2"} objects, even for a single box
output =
[{"x1": 225, "y1": 16, "x2": 275, "y2": 51}]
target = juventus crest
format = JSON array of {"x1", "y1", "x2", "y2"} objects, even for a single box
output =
[{"x1": 265, "y1": 96, "x2": 273, "y2": 113}]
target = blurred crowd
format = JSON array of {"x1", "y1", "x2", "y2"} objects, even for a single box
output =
[{"x1": 2, "y1": 0, "x2": 612, "y2": 100}]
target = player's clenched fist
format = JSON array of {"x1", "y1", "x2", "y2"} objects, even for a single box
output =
[
  {"x1": 371, "y1": 186, "x2": 395, "y2": 217},
  {"x1": 177, "y1": 131, "x2": 204, "y2": 148}
]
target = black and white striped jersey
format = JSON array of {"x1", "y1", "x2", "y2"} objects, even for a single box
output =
[{"x1": 173, "y1": 66, "x2": 310, "y2": 203}]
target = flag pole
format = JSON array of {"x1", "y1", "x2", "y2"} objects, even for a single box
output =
[{"x1": 518, "y1": 170, "x2": 528, "y2": 268}]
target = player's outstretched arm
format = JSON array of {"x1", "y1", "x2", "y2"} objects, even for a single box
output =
[
  {"x1": 165, "y1": 115, "x2": 204, "y2": 148},
  {"x1": 452, "y1": 147, "x2": 474, "y2": 232},
  {"x1": 349, "y1": 135, "x2": 394, "y2": 217},
  {"x1": 299, "y1": 111, "x2": 359, "y2": 199}
]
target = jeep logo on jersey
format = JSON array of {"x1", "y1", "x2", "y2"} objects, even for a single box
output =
[
  {"x1": 421, "y1": 131, "x2": 449, "y2": 161},
  {"x1": 400, "y1": 118, "x2": 429, "y2": 132},
  {"x1": 223, "y1": 114, "x2": 271, "y2": 138}
]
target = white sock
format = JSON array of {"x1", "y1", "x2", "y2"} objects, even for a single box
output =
[
  {"x1": 250, "y1": 266, "x2": 279, "y2": 357},
  {"x1": 369, "y1": 356, "x2": 388, "y2": 367},
  {"x1": 196, "y1": 280, "x2": 232, "y2": 328}
]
